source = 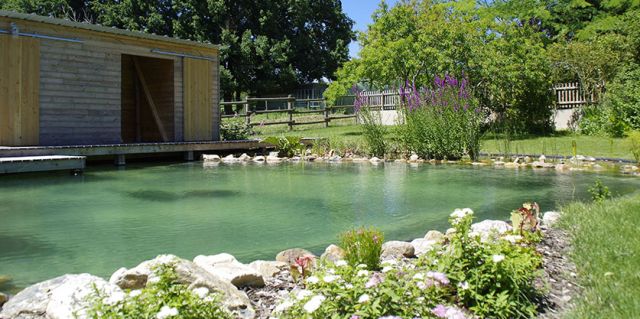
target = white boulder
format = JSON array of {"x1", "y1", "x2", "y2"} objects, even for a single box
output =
[
  {"x1": 108, "y1": 254, "x2": 254, "y2": 318},
  {"x1": 0, "y1": 274, "x2": 122, "y2": 319},
  {"x1": 193, "y1": 254, "x2": 265, "y2": 288},
  {"x1": 410, "y1": 238, "x2": 438, "y2": 256}
]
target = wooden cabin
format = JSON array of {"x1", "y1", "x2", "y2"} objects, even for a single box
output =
[{"x1": 0, "y1": 10, "x2": 220, "y2": 147}]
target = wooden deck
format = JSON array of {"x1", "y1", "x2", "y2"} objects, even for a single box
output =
[
  {"x1": 0, "y1": 140, "x2": 268, "y2": 157},
  {"x1": 0, "y1": 155, "x2": 85, "y2": 174}
]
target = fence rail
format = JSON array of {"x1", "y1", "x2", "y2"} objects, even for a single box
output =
[{"x1": 220, "y1": 96, "x2": 357, "y2": 130}]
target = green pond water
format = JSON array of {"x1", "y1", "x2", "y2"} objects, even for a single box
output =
[{"x1": 1, "y1": 161, "x2": 639, "y2": 290}]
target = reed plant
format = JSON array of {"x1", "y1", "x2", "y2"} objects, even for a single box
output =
[{"x1": 397, "y1": 75, "x2": 484, "y2": 160}]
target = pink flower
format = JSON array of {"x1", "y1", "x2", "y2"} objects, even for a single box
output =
[
  {"x1": 365, "y1": 273, "x2": 383, "y2": 288},
  {"x1": 432, "y1": 304, "x2": 448, "y2": 318}
]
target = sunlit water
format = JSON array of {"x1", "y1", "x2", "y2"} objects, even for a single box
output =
[{"x1": 1, "y1": 161, "x2": 639, "y2": 290}]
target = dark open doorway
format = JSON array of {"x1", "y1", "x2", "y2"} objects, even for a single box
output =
[{"x1": 121, "y1": 55, "x2": 174, "y2": 143}]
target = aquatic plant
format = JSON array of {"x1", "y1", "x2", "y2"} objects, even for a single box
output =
[
  {"x1": 352, "y1": 86, "x2": 387, "y2": 157},
  {"x1": 398, "y1": 75, "x2": 484, "y2": 160},
  {"x1": 588, "y1": 179, "x2": 612, "y2": 203},
  {"x1": 262, "y1": 136, "x2": 306, "y2": 157}
]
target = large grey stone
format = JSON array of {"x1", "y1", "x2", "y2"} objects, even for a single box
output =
[
  {"x1": 275, "y1": 248, "x2": 316, "y2": 265},
  {"x1": 108, "y1": 254, "x2": 254, "y2": 319},
  {"x1": 248, "y1": 260, "x2": 288, "y2": 279},
  {"x1": 542, "y1": 211, "x2": 562, "y2": 228},
  {"x1": 410, "y1": 238, "x2": 438, "y2": 256},
  {"x1": 470, "y1": 220, "x2": 513, "y2": 242},
  {"x1": 194, "y1": 254, "x2": 265, "y2": 288},
  {"x1": 320, "y1": 244, "x2": 345, "y2": 263},
  {"x1": 0, "y1": 274, "x2": 122, "y2": 319},
  {"x1": 424, "y1": 230, "x2": 445, "y2": 242},
  {"x1": 381, "y1": 241, "x2": 415, "y2": 260}
]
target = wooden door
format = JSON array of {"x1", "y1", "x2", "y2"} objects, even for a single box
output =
[
  {"x1": 0, "y1": 35, "x2": 40, "y2": 146},
  {"x1": 183, "y1": 58, "x2": 213, "y2": 141}
]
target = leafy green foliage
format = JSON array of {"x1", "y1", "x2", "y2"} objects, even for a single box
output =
[
  {"x1": 510, "y1": 202, "x2": 540, "y2": 236},
  {"x1": 274, "y1": 208, "x2": 543, "y2": 319},
  {"x1": 630, "y1": 130, "x2": 640, "y2": 164},
  {"x1": 588, "y1": 179, "x2": 612, "y2": 203},
  {"x1": 262, "y1": 136, "x2": 305, "y2": 157},
  {"x1": 420, "y1": 209, "x2": 543, "y2": 318},
  {"x1": 339, "y1": 227, "x2": 383, "y2": 271},
  {"x1": 87, "y1": 264, "x2": 232, "y2": 319},
  {"x1": 220, "y1": 118, "x2": 253, "y2": 141}
]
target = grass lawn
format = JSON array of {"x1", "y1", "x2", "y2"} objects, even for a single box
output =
[
  {"x1": 246, "y1": 122, "x2": 637, "y2": 160},
  {"x1": 559, "y1": 194, "x2": 640, "y2": 318}
]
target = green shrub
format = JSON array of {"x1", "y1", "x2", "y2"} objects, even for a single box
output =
[
  {"x1": 579, "y1": 65, "x2": 640, "y2": 137},
  {"x1": 262, "y1": 136, "x2": 305, "y2": 157},
  {"x1": 87, "y1": 264, "x2": 232, "y2": 319},
  {"x1": 339, "y1": 226, "x2": 383, "y2": 271},
  {"x1": 630, "y1": 130, "x2": 640, "y2": 164},
  {"x1": 398, "y1": 76, "x2": 484, "y2": 160},
  {"x1": 220, "y1": 118, "x2": 253, "y2": 140},
  {"x1": 588, "y1": 179, "x2": 612, "y2": 203}
]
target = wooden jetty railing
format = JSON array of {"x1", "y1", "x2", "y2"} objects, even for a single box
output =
[{"x1": 220, "y1": 96, "x2": 357, "y2": 130}]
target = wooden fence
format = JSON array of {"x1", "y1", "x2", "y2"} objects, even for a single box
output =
[
  {"x1": 220, "y1": 96, "x2": 357, "y2": 130},
  {"x1": 553, "y1": 82, "x2": 598, "y2": 109},
  {"x1": 220, "y1": 83, "x2": 594, "y2": 129}
]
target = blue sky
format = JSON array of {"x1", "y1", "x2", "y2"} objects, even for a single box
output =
[{"x1": 342, "y1": 0, "x2": 399, "y2": 58}]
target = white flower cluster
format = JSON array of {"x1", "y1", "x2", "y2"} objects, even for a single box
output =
[
  {"x1": 303, "y1": 295, "x2": 326, "y2": 313},
  {"x1": 450, "y1": 208, "x2": 474, "y2": 224},
  {"x1": 156, "y1": 305, "x2": 179, "y2": 319}
]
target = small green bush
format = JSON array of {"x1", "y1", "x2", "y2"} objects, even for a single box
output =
[
  {"x1": 87, "y1": 264, "x2": 232, "y2": 319},
  {"x1": 339, "y1": 226, "x2": 383, "y2": 271},
  {"x1": 629, "y1": 130, "x2": 640, "y2": 164},
  {"x1": 220, "y1": 118, "x2": 253, "y2": 140},
  {"x1": 588, "y1": 179, "x2": 612, "y2": 203},
  {"x1": 262, "y1": 136, "x2": 305, "y2": 157}
]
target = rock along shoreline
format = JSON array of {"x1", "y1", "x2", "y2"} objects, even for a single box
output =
[{"x1": 0, "y1": 212, "x2": 576, "y2": 319}]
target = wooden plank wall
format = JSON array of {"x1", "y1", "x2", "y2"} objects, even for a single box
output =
[
  {"x1": 183, "y1": 58, "x2": 214, "y2": 141},
  {"x1": 38, "y1": 39, "x2": 121, "y2": 145},
  {"x1": 0, "y1": 35, "x2": 40, "y2": 146}
]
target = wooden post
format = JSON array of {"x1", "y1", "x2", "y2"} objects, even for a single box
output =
[
  {"x1": 287, "y1": 95, "x2": 294, "y2": 131},
  {"x1": 245, "y1": 98, "x2": 251, "y2": 127},
  {"x1": 324, "y1": 103, "x2": 330, "y2": 128},
  {"x1": 184, "y1": 151, "x2": 194, "y2": 161},
  {"x1": 114, "y1": 154, "x2": 126, "y2": 166}
]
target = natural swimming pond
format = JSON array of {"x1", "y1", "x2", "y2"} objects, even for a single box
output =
[{"x1": 1, "y1": 161, "x2": 639, "y2": 289}]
